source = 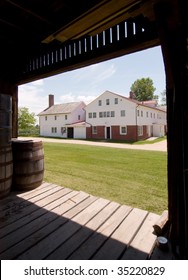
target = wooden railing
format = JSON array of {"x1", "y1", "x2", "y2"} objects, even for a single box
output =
[{"x1": 18, "y1": 15, "x2": 159, "y2": 84}]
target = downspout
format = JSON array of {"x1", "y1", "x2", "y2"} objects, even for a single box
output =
[{"x1": 135, "y1": 104, "x2": 139, "y2": 142}]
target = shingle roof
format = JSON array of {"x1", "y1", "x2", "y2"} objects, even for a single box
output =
[{"x1": 38, "y1": 101, "x2": 85, "y2": 116}]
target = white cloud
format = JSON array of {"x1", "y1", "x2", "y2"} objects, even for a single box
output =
[
  {"x1": 73, "y1": 62, "x2": 116, "y2": 86},
  {"x1": 59, "y1": 92, "x2": 96, "y2": 104},
  {"x1": 18, "y1": 80, "x2": 47, "y2": 116},
  {"x1": 91, "y1": 63, "x2": 116, "y2": 85}
]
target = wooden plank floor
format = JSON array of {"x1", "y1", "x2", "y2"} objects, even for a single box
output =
[{"x1": 0, "y1": 182, "x2": 174, "y2": 260}]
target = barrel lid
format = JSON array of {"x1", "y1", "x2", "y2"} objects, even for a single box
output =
[{"x1": 12, "y1": 138, "x2": 43, "y2": 147}]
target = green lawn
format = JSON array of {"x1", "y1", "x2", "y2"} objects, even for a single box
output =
[{"x1": 43, "y1": 143, "x2": 167, "y2": 214}]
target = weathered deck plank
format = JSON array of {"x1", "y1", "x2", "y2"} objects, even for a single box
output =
[
  {"x1": 68, "y1": 205, "x2": 132, "y2": 260},
  {"x1": 0, "y1": 182, "x2": 174, "y2": 260},
  {"x1": 46, "y1": 201, "x2": 120, "y2": 259},
  {"x1": 121, "y1": 212, "x2": 159, "y2": 259},
  {"x1": 16, "y1": 195, "x2": 98, "y2": 259},
  {"x1": 0, "y1": 183, "x2": 64, "y2": 226},
  {"x1": 92, "y1": 208, "x2": 148, "y2": 260},
  {"x1": 0, "y1": 190, "x2": 80, "y2": 254},
  {"x1": 0, "y1": 191, "x2": 90, "y2": 259},
  {"x1": 0, "y1": 188, "x2": 75, "y2": 238}
]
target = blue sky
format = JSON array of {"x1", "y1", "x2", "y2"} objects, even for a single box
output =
[{"x1": 18, "y1": 45, "x2": 166, "y2": 117}]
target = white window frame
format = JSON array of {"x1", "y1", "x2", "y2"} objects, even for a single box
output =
[
  {"x1": 137, "y1": 126, "x2": 143, "y2": 136},
  {"x1": 111, "y1": 111, "x2": 115, "y2": 117},
  {"x1": 107, "y1": 111, "x2": 110, "y2": 117},
  {"x1": 120, "y1": 110, "x2": 126, "y2": 117},
  {"x1": 120, "y1": 126, "x2": 127, "y2": 135},
  {"x1": 99, "y1": 112, "x2": 103, "y2": 118},
  {"x1": 92, "y1": 126, "x2": 97, "y2": 134},
  {"x1": 51, "y1": 127, "x2": 57, "y2": 133}
]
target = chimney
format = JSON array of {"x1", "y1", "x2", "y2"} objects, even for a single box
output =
[
  {"x1": 129, "y1": 91, "x2": 135, "y2": 99},
  {"x1": 49, "y1": 94, "x2": 54, "y2": 107}
]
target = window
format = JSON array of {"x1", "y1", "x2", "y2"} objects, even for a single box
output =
[
  {"x1": 54, "y1": 116, "x2": 57, "y2": 120},
  {"x1": 114, "y1": 98, "x2": 118, "y2": 104},
  {"x1": 65, "y1": 115, "x2": 68, "y2": 120},
  {"x1": 92, "y1": 126, "x2": 97, "y2": 134},
  {"x1": 88, "y1": 112, "x2": 92, "y2": 118},
  {"x1": 146, "y1": 112, "x2": 148, "y2": 118},
  {"x1": 137, "y1": 126, "x2": 143, "y2": 136},
  {"x1": 99, "y1": 112, "x2": 103, "y2": 118},
  {"x1": 98, "y1": 100, "x2": 102, "y2": 106},
  {"x1": 78, "y1": 115, "x2": 80, "y2": 120},
  {"x1": 93, "y1": 112, "x2": 97, "y2": 118},
  {"x1": 120, "y1": 126, "x2": 127, "y2": 135},
  {"x1": 111, "y1": 111, "x2": 115, "y2": 117},
  {"x1": 121, "y1": 110, "x2": 126, "y2": 117},
  {"x1": 107, "y1": 111, "x2": 110, "y2": 117},
  {"x1": 137, "y1": 110, "x2": 140, "y2": 117},
  {"x1": 61, "y1": 127, "x2": 66, "y2": 134},
  {"x1": 141, "y1": 111, "x2": 143, "y2": 117},
  {"x1": 103, "y1": 111, "x2": 107, "y2": 118},
  {"x1": 45, "y1": 116, "x2": 47, "y2": 121},
  {"x1": 150, "y1": 112, "x2": 152, "y2": 118},
  {"x1": 154, "y1": 113, "x2": 155, "y2": 118},
  {"x1": 51, "y1": 127, "x2": 57, "y2": 133},
  {"x1": 106, "y1": 99, "x2": 110, "y2": 105}
]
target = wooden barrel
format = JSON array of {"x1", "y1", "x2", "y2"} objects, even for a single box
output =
[
  {"x1": 0, "y1": 94, "x2": 12, "y2": 147},
  {"x1": 0, "y1": 145, "x2": 13, "y2": 198},
  {"x1": 12, "y1": 139, "x2": 44, "y2": 191}
]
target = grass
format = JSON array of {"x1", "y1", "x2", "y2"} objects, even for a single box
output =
[
  {"x1": 43, "y1": 142, "x2": 167, "y2": 214},
  {"x1": 132, "y1": 136, "x2": 166, "y2": 145}
]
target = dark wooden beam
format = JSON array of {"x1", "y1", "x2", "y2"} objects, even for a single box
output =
[
  {"x1": 5, "y1": 0, "x2": 53, "y2": 26},
  {"x1": 155, "y1": 0, "x2": 188, "y2": 259}
]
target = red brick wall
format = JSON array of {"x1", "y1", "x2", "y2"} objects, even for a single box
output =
[
  {"x1": 87, "y1": 125, "x2": 149, "y2": 141},
  {"x1": 86, "y1": 126, "x2": 105, "y2": 139},
  {"x1": 86, "y1": 127, "x2": 92, "y2": 138},
  {"x1": 111, "y1": 125, "x2": 137, "y2": 141}
]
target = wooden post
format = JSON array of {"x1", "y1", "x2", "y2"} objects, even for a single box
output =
[
  {"x1": 0, "y1": 79, "x2": 18, "y2": 138},
  {"x1": 155, "y1": 0, "x2": 188, "y2": 259}
]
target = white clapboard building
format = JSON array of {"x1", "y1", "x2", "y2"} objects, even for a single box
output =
[
  {"x1": 38, "y1": 95, "x2": 87, "y2": 139},
  {"x1": 85, "y1": 90, "x2": 167, "y2": 141}
]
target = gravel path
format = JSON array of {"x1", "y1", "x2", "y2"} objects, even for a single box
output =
[{"x1": 18, "y1": 137, "x2": 167, "y2": 152}]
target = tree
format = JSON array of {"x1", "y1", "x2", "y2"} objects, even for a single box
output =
[
  {"x1": 160, "y1": 89, "x2": 166, "y2": 105},
  {"x1": 18, "y1": 107, "x2": 36, "y2": 130},
  {"x1": 130, "y1": 77, "x2": 157, "y2": 101}
]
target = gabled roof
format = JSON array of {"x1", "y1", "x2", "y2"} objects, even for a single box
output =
[
  {"x1": 86, "y1": 90, "x2": 166, "y2": 113},
  {"x1": 38, "y1": 101, "x2": 85, "y2": 116}
]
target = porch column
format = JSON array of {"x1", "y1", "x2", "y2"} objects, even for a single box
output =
[
  {"x1": 155, "y1": 0, "x2": 188, "y2": 259},
  {"x1": 0, "y1": 79, "x2": 18, "y2": 138}
]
